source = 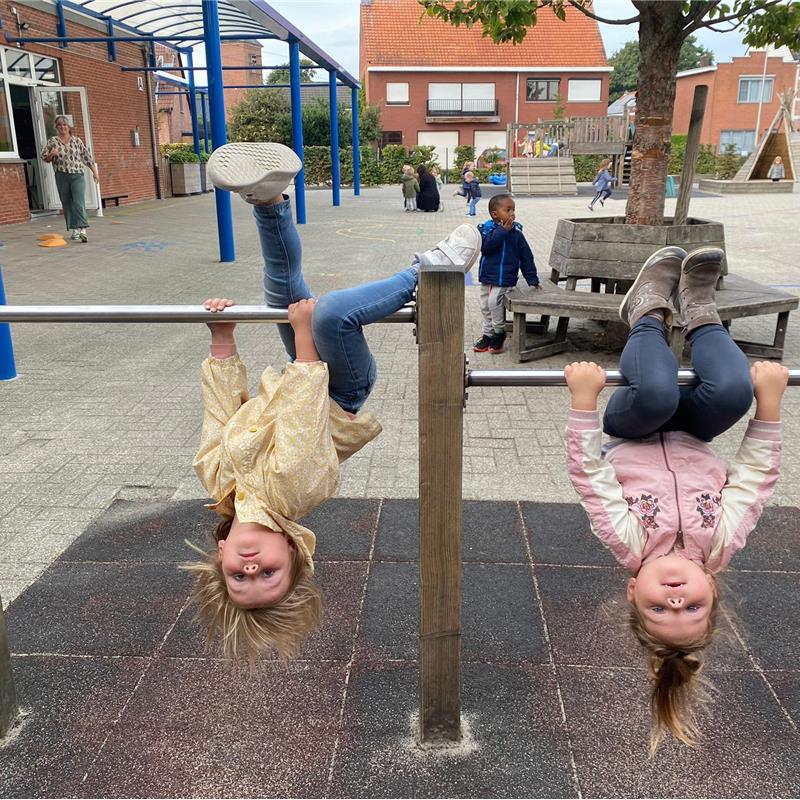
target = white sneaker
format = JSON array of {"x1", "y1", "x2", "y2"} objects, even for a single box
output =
[
  {"x1": 415, "y1": 224, "x2": 481, "y2": 273},
  {"x1": 206, "y1": 142, "x2": 301, "y2": 203},
  {"x1": 70, "y1": 230, "x2": 81, "y2": 240}
]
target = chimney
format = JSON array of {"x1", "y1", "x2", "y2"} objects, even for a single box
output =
[{"x1": 698, "y1": 54, "x2": 711, "y2": 68}]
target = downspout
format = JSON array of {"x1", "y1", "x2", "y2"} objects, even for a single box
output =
[
  {"x1": 145, "y1": 65, "x2": 162, "y2": 199},
  {"x1": 515, "y1": 72, "x2": 520, "y2": 125},
  {"x1": 144, "y1": 46, "x2": 163, "y2": 200}
]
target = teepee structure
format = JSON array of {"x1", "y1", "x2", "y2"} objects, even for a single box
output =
[{"x1": 734, "y1": 89, "x2": 798, "y2": 182}]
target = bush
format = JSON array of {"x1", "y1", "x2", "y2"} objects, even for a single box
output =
[
  {"x1": 228, "y1": 89, "x2": 293, "y2": 144},
  {"x1": 668, "y1": 135, "x2": 716, "y2": 177},
  {"x1": 716, "y1": 143, "x2": 745, "y2": 180},
  {"x1": 574, "y1": 155, "x2": 606, "y2": 182},
  {"x1": 454, "y1": 144, "x2": 475, "y2": 169},
  {"x1": 298, "y1": 145, "x2": 383, "y2": 187},
  {"x1": 163, "y1": 144, "x2": 200, "y2": 164}
]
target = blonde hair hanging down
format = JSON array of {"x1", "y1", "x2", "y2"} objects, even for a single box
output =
[
  {"x1": 628, "y1": 588, "x2": 720, "y2": 752},
  {"x1": 181, "y1": 517, "x2": 322, "y2": 666}
]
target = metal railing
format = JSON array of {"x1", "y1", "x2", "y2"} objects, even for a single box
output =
[{"x1": 427, "y1": 98, "x2": 499, "y2": 116}]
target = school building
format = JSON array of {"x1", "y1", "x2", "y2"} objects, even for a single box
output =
[{"x1": 359, "y1": 0, "x2": 611, "y2": 168}]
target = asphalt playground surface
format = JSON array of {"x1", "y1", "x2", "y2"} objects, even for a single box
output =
[{"x1": 0, "y1": 182, "x2": 799, "y2": 797}]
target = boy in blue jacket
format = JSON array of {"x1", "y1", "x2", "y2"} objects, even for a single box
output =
[{"x1": 474, "y1": 193, "x2": 541, "y2": 353}]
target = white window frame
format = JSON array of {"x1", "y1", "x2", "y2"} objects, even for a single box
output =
[
  {"x1": 385, "y1": 81, "x2": 409, "y2": 105},
  {"x1": 567, "y1": 78, "x2": 602, "y2": 102},
  {"x1": 737, "y1": 76, "x2": 774, "y2": 104},
  {"x1": 0, "y1": 46, "x2": 62, "y2": 161}
]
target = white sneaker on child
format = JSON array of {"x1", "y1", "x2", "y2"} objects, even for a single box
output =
[
  {"x1": 415, "y1": 224, "x2": 481, "y2": 273},
  {"x1": 206, "y1": 142, "x2": 301, "y2": 203}
]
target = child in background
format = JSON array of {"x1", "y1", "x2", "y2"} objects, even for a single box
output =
[
  {"x1": 401, "y1": 164, "x2": 419, "y2": 211},
  {"x1": 431, "y1": 166, "x2": 445, "y2": 211},
  {"x1": 589, "y1": 158, "x2": 615, "y2": 211},
  {"x1": 564, "y1": 245, "x2": 788, "y2": 749},
  {"x1": 463, "y1": 170, "x2": 481, "y2": 217},
  {"x1": 473, "y1": 193, "x2": 540, "y2": 354},
  {"x1": 767, "y1": 156, "x2": 785, "y2": 182},
  {"x1": 454, "y1": 160, "x2": 475, "y2": 198},
  {"x1": 186, "y1": 142, "x2": 482, "y2": 663}
]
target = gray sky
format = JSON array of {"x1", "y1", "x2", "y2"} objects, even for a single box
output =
[{"x1": 257, "y1": 0, "x2": 751, "y2": 80}]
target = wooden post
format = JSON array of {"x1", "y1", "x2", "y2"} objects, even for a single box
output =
[
  {"x1": 417, "y1": 268, "x2": 464, "y2": 743},
  {"x1": 674, "y1": 85, "x2": 708, "y2": 226},
  {"x1": 0, "y1": 593, "x2": 20, "y2": 738}
]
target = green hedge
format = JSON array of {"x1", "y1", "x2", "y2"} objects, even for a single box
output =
[{"x1": 160, "y1": 142, "x2": 209, "y2": 163}]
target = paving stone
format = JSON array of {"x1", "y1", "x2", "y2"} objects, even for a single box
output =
[{"x1": 727, "y1": 505, "x2": 800, "y2": 571}]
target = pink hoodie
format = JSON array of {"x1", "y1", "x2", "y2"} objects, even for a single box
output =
[{"x1": 566, "y1": 410, "x2": 781, "y2": 574}]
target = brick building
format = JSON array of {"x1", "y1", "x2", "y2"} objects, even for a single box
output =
[
  {"x1": 360, "y1": 0, "x2": 610, "y2": 166},
  {"x1": 672, "y1": 47, "x2": 800, "y2": 155},
  {"x1": 0, "y1": 0, "x2": 163, "y2": 226}
]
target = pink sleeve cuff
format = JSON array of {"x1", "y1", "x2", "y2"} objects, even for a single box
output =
[
  {"x1": 746, "y1": 419, "x2": 782, "y2": 442},
  {"x1": 567, "y1": 409, "x2": 601, "y2": 431}
]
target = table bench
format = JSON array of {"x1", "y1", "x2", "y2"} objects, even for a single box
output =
[
  {"x1": 101, "y1": 194, "x2": 128, "y2": 208},
  {"x1": 505, "y1": 273, "x2": 798, "y2": 361}
]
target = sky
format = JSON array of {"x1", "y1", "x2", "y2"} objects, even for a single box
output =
[{"x1": 254, "y1": 0, "x2": 753, "y2": 81}]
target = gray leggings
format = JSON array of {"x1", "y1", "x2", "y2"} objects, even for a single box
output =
[{"x1": 55, "y1": 171, "x2": 89, "y2": 230}]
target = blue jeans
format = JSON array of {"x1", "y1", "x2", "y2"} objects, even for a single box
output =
[
  {"x1": 253, "y1": 198, "x2": 418, "y2": 413},
  {"x1": 603, "y1": 317, "x2": 753, "y2": 442},
  {"x1": 467, "y1": 198, "x2": 479, "y2": 216}
]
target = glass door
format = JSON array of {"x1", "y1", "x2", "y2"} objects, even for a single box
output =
[{"x1": 34, "y1": 86, "x2": 99, "y2": 211}]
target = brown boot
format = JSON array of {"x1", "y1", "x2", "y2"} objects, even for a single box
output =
[
  {"x1": 679, "y1": 247, "x2": 725, "y2": 332},
  {"x1": 619, "y1": 246, "x2": 686, "y2": 328}
]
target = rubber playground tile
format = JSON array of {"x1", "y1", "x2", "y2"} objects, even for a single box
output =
[
  {"x1": 301, "y1": 497, "x2": 380, "y2": 561},
  {"x1": 760, "y1": 671, "x2": 800, "y2": 729},
  {"x1": 59, "y1": 499, "x2": 210, "y2": 563},
  {"x1": 160, "y1": 560, "x2": 369, "y2": 661},
  {"x1": 725, "y1": 505, "x2": 800, "y2": 571},
  {"x1": 0, "y1": 655, "x2": 147, "y2": 798},
  {"x1": 534, "y1": 565, "x2": 751, "y2": 669},
  {"x1": 558, "y1": 666, "x2": 800, "y2": 798},
  {"x1": 520, "y1": 501, "x2": 617, "y2": 567},
  {"x1": 724, "y1": 572, "x2": 800, "y2": 670},
  {"x1": 328, "y1": 661, "x2": 577, "y2": 798},
  {"x1": 357, "y1": 562, "x2": 547, "y2": 663},
  {"x1": 79, "y1": 659, "x2": 346, "y2": 798},
  {"x1": 5, "y1": 562, "x2": 192, "y2": 656},
  {"x1": 374, "y1": 499, "x2": 528, "y2": 562}
]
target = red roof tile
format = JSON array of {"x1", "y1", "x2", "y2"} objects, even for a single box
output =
[{"x1": 360, "y1": 0, "x2": 608, "y2": 69}]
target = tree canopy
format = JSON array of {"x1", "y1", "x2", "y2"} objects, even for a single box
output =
[
  {"x1": 609, "y1": 35, "x2": 715, "y2": 102},
  {"x1": 266, "y1": 58, "x2": 318, "y2": 84}
]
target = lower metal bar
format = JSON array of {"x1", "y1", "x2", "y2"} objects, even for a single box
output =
[
  {"x1": 0, "y1": 306, "x2": 415, "y2": 323},
  {"x1": 467, "y1": 368, "x2": 800, "y2": 387}
]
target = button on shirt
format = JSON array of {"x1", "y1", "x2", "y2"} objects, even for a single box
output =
[
  {"x1": 193, "y1": 356, "x2": 382, "y2": 571},
  {"x1": 41, "y1": 136, "x2": 95, "y2": 174}
]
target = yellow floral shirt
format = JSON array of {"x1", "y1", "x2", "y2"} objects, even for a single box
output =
[{"x1": 193, "y1": 356, "x2": 382, "y2": 571}]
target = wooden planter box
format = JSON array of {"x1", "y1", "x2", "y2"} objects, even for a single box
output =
[
  {"x1": 170, "y1": 162, "x2": 202, "y2": 196},
  {"x1": 548, "y1": 216, "x2": 726, "y2": 283}
]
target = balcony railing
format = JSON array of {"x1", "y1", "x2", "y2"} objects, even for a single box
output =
[{"x1": 426, "y1": 99, "x2": 499, "y2": 116}]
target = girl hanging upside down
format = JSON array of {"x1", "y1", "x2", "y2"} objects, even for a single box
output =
[
  {"x1": 564, "y1": 244, "x2": 788, "y2": 749},
  {"x1": 183, "y1": 142, "x2": 481, "y2": 663}
]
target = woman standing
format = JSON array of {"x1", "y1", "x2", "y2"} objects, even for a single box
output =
[
  {"x1": 41, "y1": 115, "x2": 99, "y2": 242},
  {"x1": 416, "y1": 163, "x2": 440, "y2": 212}
]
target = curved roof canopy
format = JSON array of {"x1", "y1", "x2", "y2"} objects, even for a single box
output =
[{"x1": 65, "y1": 0, "x2": 358, "y2": 86}]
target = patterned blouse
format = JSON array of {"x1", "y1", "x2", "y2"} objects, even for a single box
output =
[
  {"x1": 41, "y1": 136, "x2": 95, "y2": 174},
  {"x1": 193, "y1": 356, "x2": 382, "y2": 570}
]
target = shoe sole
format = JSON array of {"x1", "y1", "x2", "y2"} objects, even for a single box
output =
[
  {"x1": 618, "y1": 246, "x2": 687, "y2": 325},
  {"x1": 473, "y1": 346, "x2": 491, "y2": 352},
  {"x1": 459, "y1": 224, "x2": 482, "y2": 271},
  {"x1": 682, "y1": 246, "x2": 725, "y2": 275},
  {"x1": 207, "y1": 142, "x2": 301, "y2": 194}
]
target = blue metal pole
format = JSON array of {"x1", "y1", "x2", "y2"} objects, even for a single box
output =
[
  {"x1": 0, "y1": 266, "x2": 17, "y2": 381},
  {"x1": 201, "y1": 92, "x2": 209, "y2": 153},
  {"x1": 288, "y1": 38, "x2": 306, "y2": 224},
  {"x1": 201, "y1": 0, "x2": 234, "y2": 262},
  {"x1": 328, "y1": 70, "x2": 340, "y2": 207},
  {"x1": 106, "y1": 18, "x2": 116, "y2": 61},
  {"x1": 55, "y1": 0, "x2": 67, "y2": 48},
  {"x1": 351, "y1": 86, "x2": 360, "y2": 197},
  {"x1": 186, "y1": 50, "x2": 204, "y2": 191}
]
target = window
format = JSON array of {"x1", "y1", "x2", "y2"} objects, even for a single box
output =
[
  {"x1": 0, "y1": 79, "x2": 16, "y2": 154},
  {"x1": 381, "y1": 130, "x2": 402, "y2": 146},
  {"x1": 428, "y1": 82, "x2": 495, "y2": 114},
  {"x1": 567, "y1": 79, "x2": 602, "y2": 102},
  {"x1": 386, "y1": 82, "x2": 409, "y2": 105},
  {"x1": 738, "y1": 77, "x2": 773, "y2": 103},
  {"x1": 719, "y1": 130, "x2": 755, "y2": 155},
  {"x1": 32, "y1": 56, "x2": 58, "y2": 83},
  {"x1": 526, "y1": 79, "x2": 559, "y2": 102}
]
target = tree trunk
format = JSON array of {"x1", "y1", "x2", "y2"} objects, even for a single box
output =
[{"x1": 626, "y1": 2, "x2": 685, "y2": 225}]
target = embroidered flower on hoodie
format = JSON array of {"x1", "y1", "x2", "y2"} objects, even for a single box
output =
[
  {"x1": 695, "y1": 492, "x2": 721, "y2": 528},
  {"x1": 626, "y1": 493, "x2": 660, "y2": 530}
]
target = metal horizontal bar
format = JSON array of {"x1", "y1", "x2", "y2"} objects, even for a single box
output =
[
  {"x1": 120, "y1": 65, "x2": 321, "y2": 72},
  {"x1": 8, "y1": 33, "x2": 270, "y2": 43},
  {"x1": 467, "y1": 368, "x2": 800, "y2": 387},
  {"x1": 0, "y1": 306, "x2": 415, "y2": 323}
]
